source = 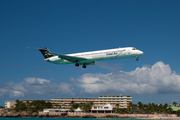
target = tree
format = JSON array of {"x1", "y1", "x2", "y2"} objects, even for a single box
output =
[
  {"x1": 166, "y1": 107, "x2": 173, "y2": 114},
  {"x1": 79, "y1": 102, "x2": 85, "y2": 110},
  {"x1": 137, "y1": 102, "x2": 143, "y2": 110},
  {"x1": 173, "y1": 102, "x2": 178, "y2": 106},
  {"x1": 14, "y1": 100, "x2": 27, "y2": 112},
  {"x1": 128, "y1": 102, "x2": 133, "y2": 108},
  {"x1": 115, "y1": 103, "x2": 119, "y2": 109},
  {"x1": 83, "y1": 102, "x2": 93, "y2": 112},
  {"x1": 0, "y1": 106, "x2": 5, "y2": 108},
  {"x1": 176, "y1": 110, "x2": 180, "y2": 116},
  {"x1": 14, "y1": 100, "x2": 53, "y2": 112},
  {"x1": 114, "y1": 104, "x2": 120, "y2": 113}
]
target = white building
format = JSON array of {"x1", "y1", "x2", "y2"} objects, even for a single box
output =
[
  {"x1": 4, "y1": 101, "x2": 16, "y2": 108},
  {"x1": 91, "y1": 103, "x2": 113, "y2": 113},
  {"x1": 43, "y1": 108, "x2": 69, "y2": 113}
]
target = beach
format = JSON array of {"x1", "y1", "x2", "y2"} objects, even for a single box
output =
[{"x1": 1, "y1": 109, "x2": 180, "y2": 119}]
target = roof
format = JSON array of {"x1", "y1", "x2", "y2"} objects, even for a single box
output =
[
  {"x1": 75, "y1": 107, "x2": 82, "y2": 112},
  {"x1": 61, "y1": 109, "x2": 67, "y2": 111},
  {"x1": 167, "y1": 106, "x2": 179, "y2": 111}
]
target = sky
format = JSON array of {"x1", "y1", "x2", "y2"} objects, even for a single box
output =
[{"x1": 0, "y1": 0, "x2": 180, "y2": 106}]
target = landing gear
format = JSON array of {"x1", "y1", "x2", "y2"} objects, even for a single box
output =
[
  {"x1": 136, "y1": 56, "x2": 139, "y2": 61},
  {"x1": 75, "y1": 63, "x2": 87, "y2": 68},
  {"x1": 75, "y1": 63, "x2": 79, "y2": 67},
  {"x1": 82, "y1": 65, "x2": 86, "y2": 68}
]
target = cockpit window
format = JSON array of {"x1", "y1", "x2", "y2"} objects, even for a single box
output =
[{"x1": 132, "y1": 48, "x2": 137, "y2": 50}]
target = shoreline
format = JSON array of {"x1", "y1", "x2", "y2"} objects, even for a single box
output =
[{"x1": 0, "y1": 110, "x2": 180, "y2": 119}]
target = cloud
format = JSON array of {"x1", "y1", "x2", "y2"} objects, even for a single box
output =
[
  {"x1": 36, "y1": 68, "x2": 52, "y2": 72},
  {"x1": 76, "y1": 61, "x2": 180, "y2": 95},
  {"x1": 96, "y1": 62, "x2": 122, "y2": 71},
  {"x1": 24, "y1": 77, "x2": 50, "y2": 84},
  {"x1": 0, "y1": 78, "x2": 74, "y2": 98},
  {"x1": 1, "y1": 61, "x2": 180, "y2": 100},
  {"x1": 11, "y1": 64, "x2": 25, "y2": 67}
]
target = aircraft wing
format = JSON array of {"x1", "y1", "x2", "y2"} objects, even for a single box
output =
[{"x1": 51, "y1": 53, "x2": 88, "y2": 63}]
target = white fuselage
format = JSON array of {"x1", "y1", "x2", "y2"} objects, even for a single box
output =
[{"x1": 45, "y1": 47, "x2": 143, "y2": 65}]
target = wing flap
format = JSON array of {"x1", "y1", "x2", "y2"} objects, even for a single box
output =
[{"x1": 51, "y1": 53, "x2": 88, "y2": 63}]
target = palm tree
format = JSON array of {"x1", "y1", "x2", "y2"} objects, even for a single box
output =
[
  {"x1": 114, "y1": 104, "x2": 119, "y2": 113},
  {"x1": 70, "y1": 101, "x2": 75, "y2": 112},
  {"x1": 79, "y1": 102, "x2": 85, "y2": 110},
  {"x1": 115, "y1": 103, "x2": 119, "y2": 109},
  {"x1": 137, "y1": 101, "x2": 143, "y2": 109},
  {"x1": 90, "y1": 101, "x2": 94, "y2": 107},
  {"x1": 173, "y1": 102, "x2": 178, "y2": 106},
  {"x1": 167, "y1": 107, "x2": 173, "y2": 114},
  {"x1": 128, "y1": 102, "x2": 133, "y2": 108}
]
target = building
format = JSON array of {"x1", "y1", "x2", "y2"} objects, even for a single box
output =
[
  {"x1": 5, "y1": 95, "x2": 132, "y2": 109},
  {"x1": 91, "y1": 103, "x2": 113, "y2": 113},
  {"x1": 43, "y1": 108, "x2": 68, "y2": 113},
  {"x1": 51, "y1": 95, "x2": 132, "y2": 108},
  {"x1": 4, "y1": 101, "x2": 16, "y2": 108}
]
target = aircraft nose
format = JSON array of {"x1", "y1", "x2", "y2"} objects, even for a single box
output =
[{"x1": 139, "y1": 51, "x2": 144, "y2": 55}]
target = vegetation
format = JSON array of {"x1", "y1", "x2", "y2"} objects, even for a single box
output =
[
  {"x1": 114, "y1": 102, "x2": 176, "y2": 114},
  {"x1": 14, "y1": 99, "x2": 53, "y2": 112},
  {"x1": 69, "y1": 101, "x2": 94, "y2": 112},
  {"x1": 12, "y1": 99, "x2": 180, "y2": 114},
  {"x1": 0, "y1": 106, "x2": 5, "y2": 108}
]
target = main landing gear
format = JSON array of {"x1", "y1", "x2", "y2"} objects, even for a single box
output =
[
  {"x1": 136, "y1": 56, "x2": 139, "y2": 61},
  {"x1": 75, "y1": 63, "x2": 79, "y2": 67},
  {"x1": 82, "y1": 65, "x2": 86, "y2": 69},
  {"x1": 75, "y1": 63, "x2": 86, "y2": 68}
]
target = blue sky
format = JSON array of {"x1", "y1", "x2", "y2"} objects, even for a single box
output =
[{"x1": 0, "y1": 0, "x2": 180, "y2": 106}]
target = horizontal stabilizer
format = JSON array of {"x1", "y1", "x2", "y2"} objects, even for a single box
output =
[{"x1": 27, "y1": 47, "x2": 47, "y2": 50}]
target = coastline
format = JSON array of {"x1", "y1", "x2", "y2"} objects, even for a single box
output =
[{"x1": 0, "y1": 110, "x2": 180, "y2": 119}]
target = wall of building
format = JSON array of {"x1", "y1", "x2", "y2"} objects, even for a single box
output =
[
  {"x1": 4, "y1": 101, "x2": 16, "y2": 108},
  {"x1": 51, "y1": 95, "x2": 132, "y2": 108},
  {"x1": 5, "y1": 95, "x2": 132, "y2": 109}
]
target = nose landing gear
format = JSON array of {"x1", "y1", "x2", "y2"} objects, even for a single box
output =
[{"x1": 136, "y1": 56, "x2": 139, "y2": 61}]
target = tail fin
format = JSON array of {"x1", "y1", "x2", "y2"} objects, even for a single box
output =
[
  {"x1": 28, "y1": 47, "x2": 54, "y2": 58},
  {"x1": 39, "y1": 48, "x2": 54, "y2": 58}
]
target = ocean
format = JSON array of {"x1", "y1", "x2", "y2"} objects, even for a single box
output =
[{"x1": 0, "y1": 118, "x2": 178, "y2": 120}]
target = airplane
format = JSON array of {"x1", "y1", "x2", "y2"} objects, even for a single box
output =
[{"x1": 28, "y1": 47, "x2": 143, "y2": 68}]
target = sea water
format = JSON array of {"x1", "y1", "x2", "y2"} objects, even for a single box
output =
[{"x1": 0, "y1": 118, "x2": 177, "y2": 120}]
